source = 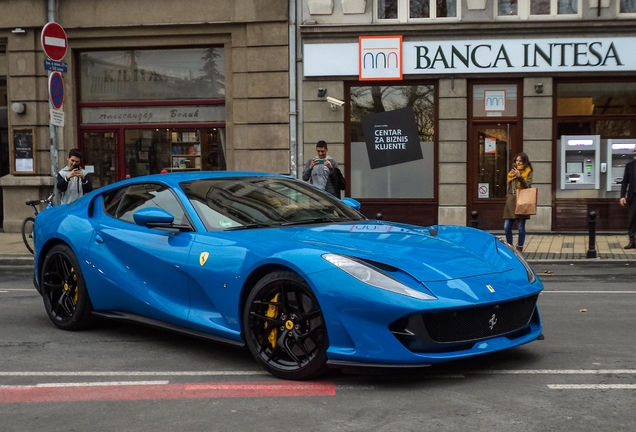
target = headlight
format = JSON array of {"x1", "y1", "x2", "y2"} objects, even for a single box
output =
[
  {"x1": 497, "y1": 238, "x2": 536, "y2": 284},
  {"x1": 322, "y1": 254, "x2": 436, "y2": 300}
]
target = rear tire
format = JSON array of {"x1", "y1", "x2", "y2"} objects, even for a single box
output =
[
  {"x1": 41, "y1": 244, "x2": 93, "y2": 330},
  {"x1": 21, "y1": 217, "x2": 35, "y2": 255}
]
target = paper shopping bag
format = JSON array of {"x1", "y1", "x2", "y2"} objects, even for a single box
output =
[{"x1": 515, "y1": 188, "x2": 538, "y2": 215}]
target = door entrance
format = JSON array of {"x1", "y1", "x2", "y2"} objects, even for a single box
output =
[{"x1": 469, "y1": 123, "x2": 519, "y2": 229}]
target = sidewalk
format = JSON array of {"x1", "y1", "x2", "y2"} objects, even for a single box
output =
[{"x1": 1, "y1": 230, "x2": 635, "y2": 266}]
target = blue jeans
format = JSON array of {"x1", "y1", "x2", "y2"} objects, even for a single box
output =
[{"x1": 504, "y1": 218, "x2": 526, "y2": 246}]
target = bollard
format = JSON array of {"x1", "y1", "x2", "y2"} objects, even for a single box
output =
[
  {"x1": 376, "y1": 213, "x2": 383, "y2": 221},
  {"x1": 587, "y1": 211, "x2": 597, "y2": 258},
  {"x1": 470, "y1": 211, "x2": 479, "y2": 229}
]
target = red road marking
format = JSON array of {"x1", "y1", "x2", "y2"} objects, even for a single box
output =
[{"x1": 0, "y1": 381, "x2": 336, "y2": 404}]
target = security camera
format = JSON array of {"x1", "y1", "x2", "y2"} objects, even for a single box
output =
[{"x1": 326, "y1": 96, "x2": 345, "y2": 109}]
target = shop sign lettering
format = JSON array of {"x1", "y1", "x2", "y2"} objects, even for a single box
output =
[
  {"x1": 81, "y1": 106, "x2": 225, "y2": 125},
  {"x1": 414, "y1": 41, "x2": 623, "y2": 70}
]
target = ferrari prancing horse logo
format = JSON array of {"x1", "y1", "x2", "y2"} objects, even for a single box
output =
[{"x1": 199, "y1": 252, "x2": 209, "y2": 266}]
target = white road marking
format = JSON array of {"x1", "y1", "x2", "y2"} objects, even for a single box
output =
[
  {"x1": 549, "y1": 384, "x2": 636, "y2": 390},
  {"x1": 0, "y1": 371, "x2": 267, "y2": 377},
  {"x1": 468, "y1": 370, "x2": 636, "y2": 375},
  {"x1": 0, "y1": 381, "x2": 169, "y2": 389},
  {"x1": 2, "y1": 370, "x2": 635, "y2": 378}
]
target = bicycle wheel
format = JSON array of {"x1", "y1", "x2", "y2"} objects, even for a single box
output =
[{"x1": 21, "y1": 217, "x2": 36, "y2": 255}]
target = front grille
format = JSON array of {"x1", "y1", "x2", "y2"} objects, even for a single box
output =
[{"x1": 390, "y1": 294, "x2": 539, "y2": 353}]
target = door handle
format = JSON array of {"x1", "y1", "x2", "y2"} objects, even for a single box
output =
[{"x1": 95, "y1": 234, "x2": 104, "y2": 244}]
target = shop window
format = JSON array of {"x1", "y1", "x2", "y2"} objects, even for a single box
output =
[
  {"x1": 377, "y1": 0, "x2": 458, "y2": 21},
  {"x1": 557, "y1": 82, "x2": 636, "y2": 116},
  {"x1": 123, "y1": 128, "x2": 226, "y2": 178},
  {"x1": 349, "y1": 85, "x2": 435, "y2": 199},
  {"x1": 497, "y1": 0, "x2": 580, "y2": 18},
  {"x1": 79, "y1": 48, "x2": 225, "y2": 102},
  {"x1": 620, "y1": 0, "x2": 636, "y2": 13}
]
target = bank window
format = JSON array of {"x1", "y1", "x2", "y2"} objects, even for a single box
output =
[
  {"x1": 497, "y1": 0, "x2": 580, "y2": 18},
  {"x1": 557, "y1": 82, "x2": 636, "y2": 116},
  {"x1": 79, "y1": 48, "x2": 225, "y2": 102},
  {"x1": 619, "y1": 0, "x2": 636, "y2": 13},
  {"x1": 349, "y1": 85, "x2": 435, "y2": 199},
  {"x1": 376, "y1": 0, "x2": 458, "y2": 21}
]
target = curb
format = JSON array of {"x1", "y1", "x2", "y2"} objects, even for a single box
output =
[{"x1": 0, "y1": 255, "x2": 35, "y2": 268}]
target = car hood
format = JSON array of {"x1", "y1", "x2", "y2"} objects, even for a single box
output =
[{"x1": 289, "y1": 221, "x2": 511, "y2": 282}]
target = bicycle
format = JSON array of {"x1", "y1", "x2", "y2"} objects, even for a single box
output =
[{"x1": 22, "y1": 193, "x2": 54, "y2": 254}]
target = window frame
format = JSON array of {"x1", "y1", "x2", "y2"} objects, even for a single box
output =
[
  {"x1": 375, "y1": 0, "x2": 461, "y2": 22},
  {"x1": 495, "y1": 0, "x2": 582, "y2": 20},
  {"x1": 618, "y1": 0, "x2": 636, "y2": 16}
]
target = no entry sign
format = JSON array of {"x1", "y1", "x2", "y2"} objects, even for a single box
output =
[
  {"x1": 49, "y1": 71, "x2": 64, "y2": 109},
  {"x1": 41, "y1": 22, "x2": 68, "y2": 61}
]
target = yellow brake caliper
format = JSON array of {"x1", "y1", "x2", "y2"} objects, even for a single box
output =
[
  {"x1": 265, "y1": 293, "x2": 280, "y2": 348},
  {"x1": 64, "y1": 268, "x2": 79, "y2": 305}
]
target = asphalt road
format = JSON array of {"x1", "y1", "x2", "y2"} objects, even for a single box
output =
[{"x1": 1, "y1": 263, "x2": 635, "y2": 432}]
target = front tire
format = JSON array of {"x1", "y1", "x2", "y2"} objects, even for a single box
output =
[
  {"x1": 243, "y1": 271, "x2": 328, "y2": 380},
  {"x1": 41, "y1": 244, "x2": 93, "y2": 330}
]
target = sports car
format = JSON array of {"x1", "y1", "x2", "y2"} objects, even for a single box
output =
[{"x1": 33, "y1": 172, "x2": 543, "y2": 380}]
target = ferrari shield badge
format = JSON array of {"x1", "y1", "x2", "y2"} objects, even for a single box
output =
[
  {"x1": 199, "y1": 252, "x2": 210, "y2": 266},
  {"x1": 486, "y1": 285, "x2": 495, "y2": 293}
]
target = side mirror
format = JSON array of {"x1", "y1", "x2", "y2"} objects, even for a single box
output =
[
  {"x1": 341, "y1": 197, "x2": 361, "y2": 211},
  {"x1": 133, "y1": 208, "x2": 175, "y2": 227}
]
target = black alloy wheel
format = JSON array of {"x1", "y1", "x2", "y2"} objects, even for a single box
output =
[
  {"x1": 243, "y1": 271, "x2": 328, "y2": 380},
  {"x1": 41, "y1": 244, "x2": 93, "y2": 330}
]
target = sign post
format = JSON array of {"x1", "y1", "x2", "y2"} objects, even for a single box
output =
[{"x1": 41, "y1": 22, "x2": 68, "y2": 176}]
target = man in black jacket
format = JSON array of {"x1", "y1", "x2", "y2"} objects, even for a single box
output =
[{"x1": 619, "y1": 146, "x2": 636, "y2": 249}]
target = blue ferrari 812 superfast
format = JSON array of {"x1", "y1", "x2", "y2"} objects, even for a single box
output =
[{"x1": 34, "y1": 172, "x2": 543, "y2": 380}]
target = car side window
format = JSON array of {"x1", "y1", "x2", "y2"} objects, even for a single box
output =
[{"x1": 102, "y1": 183, "x2": 187, "y2": 226}]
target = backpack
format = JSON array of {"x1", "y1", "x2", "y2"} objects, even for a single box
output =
[{"x1": 332, "y1": 167, "x2": 346, "y2": 191}]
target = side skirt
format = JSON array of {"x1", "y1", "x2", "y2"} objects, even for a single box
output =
[{"x1": 92, "y1": 310, "x2": 245, "y2": 348}]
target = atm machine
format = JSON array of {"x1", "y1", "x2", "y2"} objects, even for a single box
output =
[
  {"x1": 559, "y1": 135, "x2": 600, "y2": 190},
  {"x1": 606, "y1": 139, "x2": 636, "y2": 192}
]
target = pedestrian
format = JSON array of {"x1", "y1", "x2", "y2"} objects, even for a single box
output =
[
  {"x1": 302, "y1": 140, "x2": 339, "y2": 197},
  {"x1": 503, "y1": 152, "x2": 533, "y2": 252},
  {"x1": 56, "y1": 148, "x2": 93, "y2": 205},
  {"x1": 619, "y1": 146, "x2": 636, "y2": 249}
]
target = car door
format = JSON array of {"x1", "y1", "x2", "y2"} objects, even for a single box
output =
[{"x1": 87, "y1": 182, "x2": 194, "y2": 327}]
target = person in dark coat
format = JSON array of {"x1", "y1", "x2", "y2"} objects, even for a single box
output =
[{"x1": 619, "y1": 146, "x2": 636, "y2": 249}]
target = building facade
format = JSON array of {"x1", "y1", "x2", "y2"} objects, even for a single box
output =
[
  {"x1": 299, "y1": 0, "x2": 636, "y2": 231},
  {"x1": 0, "y1": 0, "x2": 293, "y2": 232},
  {"x1": 2, "y1": 0, "x2": 636, "y2": 234}
]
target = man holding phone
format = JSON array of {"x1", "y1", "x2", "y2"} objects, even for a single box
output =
[
  {"x1": 56, "y1": 148, "x2": 93, "y2": 205},
  {"x1": 302, "y1": 140, "x2": 339, "y2": 197}
]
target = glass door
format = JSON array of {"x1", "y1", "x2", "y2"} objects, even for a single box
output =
[
  {"x1": 82, "y1": 131, "x2": 118, "y2": 189},
  {"x1": 469, "y1": 123, "x2": 518, "y2": 229}
]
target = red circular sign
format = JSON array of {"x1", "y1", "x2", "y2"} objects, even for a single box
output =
[{"x1": 41, "y1": 22, "x2": 68, "y2": 61}]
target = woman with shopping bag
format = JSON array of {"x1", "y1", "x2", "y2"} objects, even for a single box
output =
[{"x1": 503, "y1": 152, "x2": 534, "y2": 253}]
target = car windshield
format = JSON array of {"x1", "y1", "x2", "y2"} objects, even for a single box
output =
[{"x1": 180, "y1": 177, "x2": 366, "y2": 230}]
